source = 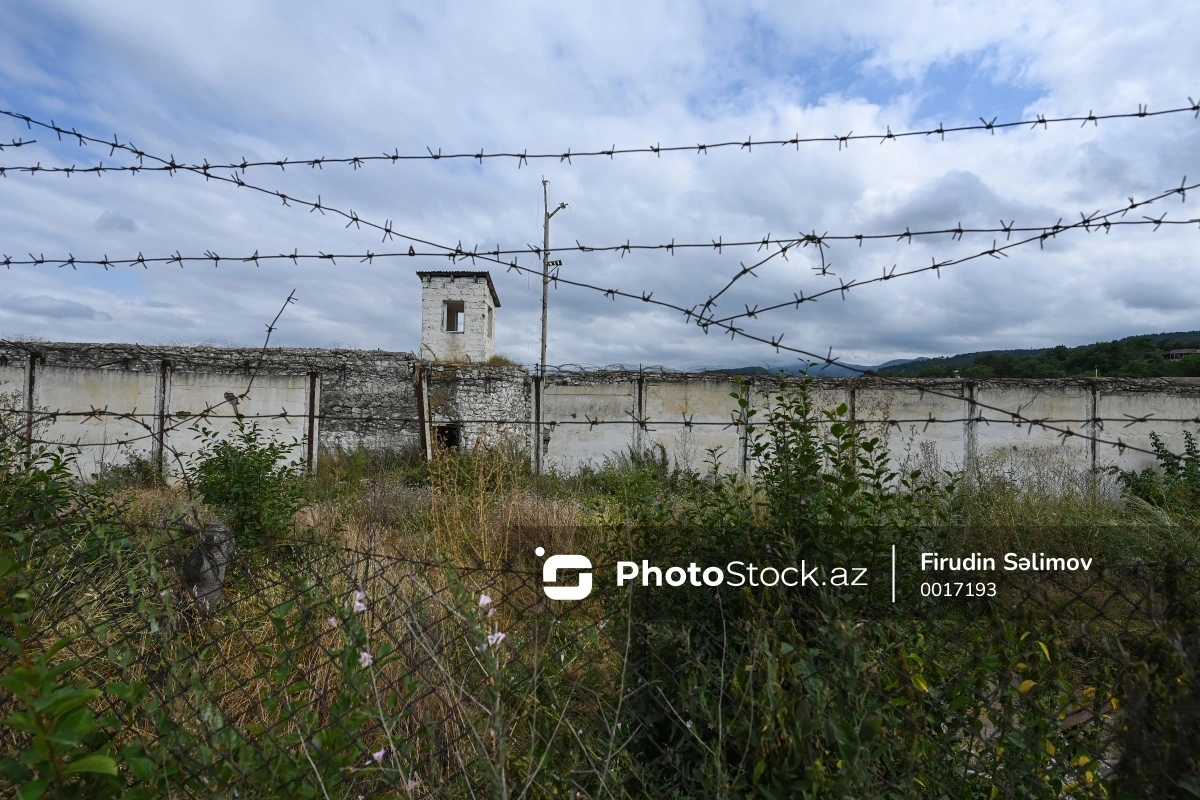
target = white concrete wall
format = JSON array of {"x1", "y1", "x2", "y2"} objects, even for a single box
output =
[
  {"x1": 0, "y1": 361, "x2": 25, "y2": 411},
  {"x1": 2, "y1": 358, "x2": 317, "y2": 482},
  {"x1": 10, "y1": 340, "x2": 1200, "y2": 489},
  {"x1": 1096, "y1": 388, "x2": 1200, "y2": 474},
  {"x1": 858, "y1": 383, "x2": 967, "y2": 474},
  {"x1": 542, "y1": 379, "x2": 638, "y2": 473},
  {"x1": 644, "y1": 379, "x2": 742, "y2": 474},
  {"x1": 973, "y1": 383, "x2": 1092, "y2": 468},
  {"x1": 30, "y1": 367, "x2": 160, "y2": 481},
  {"x1": 163, "y1": 372, "x2": 312, "y2": 478},
  {"x1": 534, "y1": 377, "x2": 1200, "y2": 481},
  {"x1": 420, "y1": 275, "x2": 496, "y2": 363}
]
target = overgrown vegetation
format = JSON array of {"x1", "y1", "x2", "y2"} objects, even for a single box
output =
[{"x1": 3, "y1": 376, "x2": 1199, "y2": 797}]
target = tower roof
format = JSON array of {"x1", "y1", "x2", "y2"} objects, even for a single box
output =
[{"x1": 416, "y1": 271, "x2": 501, "y2": 307}]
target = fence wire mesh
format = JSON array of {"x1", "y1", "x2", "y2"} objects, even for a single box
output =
[{"x1": 4, "y1": 474, "x2": 1199, "y2": 797}]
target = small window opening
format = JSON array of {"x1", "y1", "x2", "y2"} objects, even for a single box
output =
[
  {"x1": 487, "y1": 306, "x2": 494, "y2": 337},
  {"x1": 433, "y1": 423, "x2": 461, "y2": 450},
  {"x1": 445, "y1": 301, "x2": 465, "y2": 333}
]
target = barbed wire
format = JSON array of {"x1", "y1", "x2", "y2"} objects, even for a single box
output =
[
  {"x1": 3, "y1": 100, "x2": 1198, "y2": 174},
  {"x1": 7, "y1": 214, "x2": 1196, "y2": 272},
  {"x1": 0, "y1": 111, "x2": 550, "y2": 274},
  {"x1": 0, "y1": 137, "x2": 35, "y2": 151},
  {"x1": 9, "y1": 406, "x2": 1198, "y2": 436},
  {"x1": 697, "y1": 177, "x2": 1199, "y2": 327},
  {"x1": 3, "y1": 111, "x2": 1191, "y2": 462}
]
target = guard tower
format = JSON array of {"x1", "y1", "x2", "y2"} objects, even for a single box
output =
[{"x1": 417, "y1": 271, "x2": 501, "y2": 362}]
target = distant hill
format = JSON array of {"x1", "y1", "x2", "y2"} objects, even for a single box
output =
[
  {"x1": 702, "y1": 331, "x2": 1200, "y2": 379},
  {"x1": 700, "y1": 360, "x2": 908, "y2": 377},
  {"x1": 878, "y1": 331, "x2": 1200, "y2": 379}
]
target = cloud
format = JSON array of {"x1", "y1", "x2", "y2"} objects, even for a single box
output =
[
  {"x1": 0, "y1": 0, "x2": 1195, "y2": 370},
  {"x1": 863, "y1": 169, "x2": 1058, "y2": 232},
  {"x1": 0, "y1": 294, "x2": 111, "y2": 320},
  {"x1": 94, "y1": 210, "x2": 138, "y2": 232}
]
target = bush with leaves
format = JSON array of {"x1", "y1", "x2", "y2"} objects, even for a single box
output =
[
  {"x1": 1108, "y1": 430, "x2": 1200, "y2": 513},
  {"x1": 182, "y1": 420, "x2": 308, "y2": 541}
]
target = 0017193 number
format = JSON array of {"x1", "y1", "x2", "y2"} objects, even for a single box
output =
[{"x1": 919, "y1": 582, "x2": 996, "y2": 598}]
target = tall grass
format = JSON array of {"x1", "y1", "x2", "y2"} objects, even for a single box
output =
[{"x1": 6, "y1": 389, "x2": 1200, "y2": 797}]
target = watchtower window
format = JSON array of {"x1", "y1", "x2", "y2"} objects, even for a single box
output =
[
  {"x1": 445, "y1": 300, "x2": 465, "y2": 333},
  {"x1": 487, "y1": 307, "x2": 494, "y2": 337}
]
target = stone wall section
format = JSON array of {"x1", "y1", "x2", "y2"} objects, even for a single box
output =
[
  {"x1": 426, "y1": 364, "x2": 531, "y2": 451},
  {"x1": 3, "y1": 342, "x2": 1200, "y2": 479}
]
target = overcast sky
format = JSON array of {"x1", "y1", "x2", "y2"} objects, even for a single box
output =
[{"x1": 1, "y1": 1, "x2": 1197, "y2": 370}]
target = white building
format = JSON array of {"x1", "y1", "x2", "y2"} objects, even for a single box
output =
[{"x1": 417, "y1": 271, "x2": 500, "y2": 363}]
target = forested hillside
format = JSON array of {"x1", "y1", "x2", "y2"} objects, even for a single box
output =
[{"x1": 879, "y1": 332, "x2": 1200, "y2": 378}]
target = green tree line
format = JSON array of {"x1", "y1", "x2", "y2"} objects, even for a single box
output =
[{"x1": 881, "y1": 336, "x2": 1200, "y2": 379}]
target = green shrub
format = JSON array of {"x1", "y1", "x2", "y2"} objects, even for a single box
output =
[
  {"x1": 182, "y1": 420, "x2": 308, "y2": 541},
  {"x1": 1108, "y1": 431, "x2": 1200, "y2": 513}
]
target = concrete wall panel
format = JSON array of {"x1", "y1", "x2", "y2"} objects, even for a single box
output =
[
  {"x1": 0, "y1": 363, "x2": 25, "y2": 409},
  {"x1": 644, "y1": 378, "x2": 742, "y2": 473},
  {"x1": 164, "y1": 372, "x2": 311, "y2": 477},
  {"x1": 30, "y1": 366, "x2": 159, "y2": 480},
  {"x1": 973, "y1": 383, "x2": 1091, "y2": 466},
  {"x1": 858, "y1": 384, "x2": 966, "y2": 473},
  {"x1": 542, "y1": 380, "x2": 636, "y2": 472},
  {"x1": 1096, "y1": 388, "x2": 1200, "y2": 473}
]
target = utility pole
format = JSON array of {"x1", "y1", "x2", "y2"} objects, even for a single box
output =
[
  {"x1": 541, "y1": 178, "x2": 567, "y2": 375},
  {"x1": 538, "y1": 178, "x2": 566, "y2": 475}
]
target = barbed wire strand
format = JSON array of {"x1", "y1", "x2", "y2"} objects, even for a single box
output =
[
  {"x1": 8, "y1": 406, "x2": 1197, "y2": 437},
  {"x1": 7, "y1": 213, "x2": 1196, "y2": 270},
  {"x1": 3, "y1": 100, "x2": 1199, "y2": 174},
  {"x1": 699, "y1": 177, "x2": 1198, "y2": 326},
  {"x1": 7, "y1": 212, "x2": 1195, "y2": 276}
]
